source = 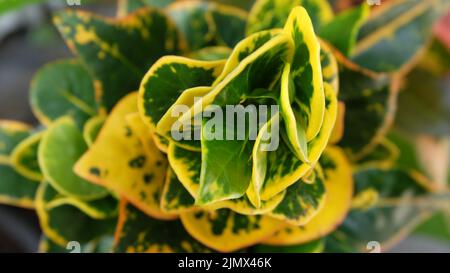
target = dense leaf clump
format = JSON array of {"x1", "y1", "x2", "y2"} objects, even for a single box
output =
[{"x1": 1, "y1": 0, "x2": 449, "y2": 253}]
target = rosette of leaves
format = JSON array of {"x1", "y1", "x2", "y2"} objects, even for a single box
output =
[
  {"x1": 1, "y1": 0, "x2": 450, "y2": 253},
  {"x1": 74, "y1": 6, "x2": 354, "y2": 252}
]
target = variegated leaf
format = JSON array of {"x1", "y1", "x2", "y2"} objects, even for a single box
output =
[
  {"x1": 82, "y1": 115, "x2": 105, "y2": 147},
  {"x1": 326, "y1": 168, "x2": 439, "y2": 252},
  {"x1": 75, "y1": 93, "x2": 174, "y2": 220},
  {"x1": 337, "y1": 55, "x2": 397, "y2": 159},
  {"x1": 39, "y1": 117, "x2": 108, "y2": 200},
  {"x1": 188, "y1": 46, "x2": 232, "y2": 61},
  {"x1": 117, "y1": 0, "x2": 175, "y2": 17},
  {"x1": 319, "y1": 3, "x2": 369, "y2": 56},
  {"x1": 356, "y1": 138, "x2": 400, "y2": 170},
  {"x1": 180, "y1": 209, "x2": 282, "y2": 252},
  {"x1": 160, "y1": 166, "x2": 196, "y2": 214},
  {"x1": 0, "y1": 120, "x2": 31, "y2": 159},
  {"x1": 352, "y1": 0, "x2": 450, "y2": 72},
  {"x1": 30, "y1": 59, "x2": 99, "y2": 127},
  {"x1": 45, "y1": 194, "x2": 118, "y2": 220},
  {"x1": 114, "y1": 200, "x2": 211, "y2": 252},
  {"x1": 54, "y1": 8, "x2": 184, "y2": 110},
  {"x1": 246, "y1": 0, "x2": 334, "y2": 35},
  {"x1": 268, "y1": 168, "x2": 326, "y2": 226},
  {"x1": 283, "y1": 6, "x2": 325, "y2": 142},
  {"x1": 193, "y1": 33, "x2": 292, "y2": 205},
  {"x1": 139, "y1": 56, "x2": 224, "y2": 131},
  {"x1": 263, "y1": 146, "x2": 353, "y2": 245},
  {"x1": 36, "y1": 182, "x2": 116, "y2": 247},
  {"x1": 0, "y1": 121, "x2": 38, "y2": 208},
  {"x1": 260, "y1": 82, "x2": 337, "y2": 200},
  {"x1": 320, "y1": 40, "x2": 339, "y2": 93},
  {"x1": 167, "y1": 1, "x2": 247, "y2": 50},
  {"x1": 167, "y1": 142, "x2": 286, "y2": 215},
  {"x1": 0, "y1": 162, "x2": 39, "y2": 209},
  {"x1": 328, "y1": 101, "x2": 345, "y2": 144},
  {"x1": 167, "y1": 141, "x2": 201, "y2": 197},
  {"x1": 11, "y1": 131, "x2": 44, "y2": 181}
]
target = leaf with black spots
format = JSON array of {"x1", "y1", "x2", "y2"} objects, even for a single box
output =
[{"x1": 114, "y1": 200, "x2": 212, "y2": 252}]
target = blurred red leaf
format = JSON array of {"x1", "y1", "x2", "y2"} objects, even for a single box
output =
[{"x1": 434, "y1": 11, "x2": 450, "y2": 52}]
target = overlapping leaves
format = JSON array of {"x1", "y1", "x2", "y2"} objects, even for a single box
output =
[{"x1": 1, "y1": 0, "x2": 449, "y2": 253}]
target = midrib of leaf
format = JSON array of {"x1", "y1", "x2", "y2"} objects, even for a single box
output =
[
  {"x1": 352, "y1": 0, "x2": 433, "y2": 56},
  {"x1": 60, "y1": 89, "x2": 97, "y2": 116},
  {"x1": 76, "y1": 32, "x2": 143, "y2": 79}
]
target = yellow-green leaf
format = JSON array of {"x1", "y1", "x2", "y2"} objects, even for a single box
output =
[
  {"x1": 263, "y1": 146, "x2": 353, "y2": 245},
  {"x1": 39, "y1": 117, "x2": 109, "y2": 200},
  {"x1": 114, "y1": 200, "x2": 211, "y2": 252},
  {"x1": 10, "y1": 131, "x2": 44, "y2": 181},
  {"x1": 36, "y1": 182, "x2": 116, "y2": 247},
  {"x1": 54, "y1": 8, "x2": 184, "y2": 110},
  {"x1": 180, "y1": 209, "x2": 282, "y2": 252},
  {"x1": 75, "y1": 93, "x2": 175, "y2": 220}
]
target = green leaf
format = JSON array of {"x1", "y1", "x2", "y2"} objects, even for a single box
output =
[
  {"x1": 117, "y1": 0, "x2": 176, "y2": 17},
  {"x1": 10, "y1": 131, "x2": 44, "y2": 181},
  {"x1": 83, "y1": 115, "x2": 105, "y2": 147},
  {"x1": 352, "y1": 0, "x2": 450, "y2": 72},
  {"x1": 166, "y1": 1, "x2": 215, "y2": 50},
  {"x1": 337, "y1": 57, "x2": 396, "y2": 159},
  {"x1": 30, "y1": 59, "x2": 98, "y2": 127},
  {"x1": 167, "y1": 141, "x2": 202, "y2": 198},
  {"x1": 167, "y1": 141, "x2": 285, "y2": 214},
  {"x1": 210, "y1": 4, "x2": 247, "y2": 47},
  {"x1": 263, "y1": 146, "x2": 353, "y2": 246},
  {"x1": 189, "y1": 46, "x2": 232, "y2": 61},
  {"x1": 356, "y1": 138, "x2": 399, "y2": 170},
  {"x1": 180, "y1": 209, "x2": 281, "y2": 252},
  {"x1": 0, "y1": 162, "x2": 39, "y2": 209},
  {"x1": 36, "y1": 182, "x2": 116, "y2": 247},
  {"x1": 246, "y1": 0, "x2": 334, "y2": 35},
  {"x1": 45, "y1": 194, "x2": 118, "y2": 220},
  {"x1": 260, "y1": 83, "x2": 337, "y2": 200},
  {"x1": 269, "y1": 168, "x2": 326, "y2": 226},
  {"x1": 160, "y1": 167, "x2": 196, "y2": 214},
  {"x1": 396, "y1": 53, "x2": 450, "y2": 137},
  {"x1": 247, "y1": 112, "x2": 279, "y2": 208},
  {"x1": 54, "y1": 7, "x2": 184, "y2": 110},
  {"x1": 283, "y1": 6, "x2": 326, "y2": 142},
  {"x1": 414, "y1": 212, "x2": 450, "y2": 244},
  {"x1": 139, "y1": 56, "x2": 224, "y2": 131},
  {"x1": 167, "y1": 1, "x2": 247, "y2": 50},
  {"x1": 39, "y1": 117, "x2": 108, "y2": 200},
  {"x1": 114, "y1": 200, "x2": 212, "y2": 252},
  {"x1": 117, "y1": 0, "x2": 147, "y2": 17},
  {"x1": 0, "y1": 120, "x2": 31, "y2": 158},
  {"x1": 319, "y1": 3, "x2": 369, "y2": 56},
  {"x1": 320, "y1": 40, "x2": 339, "y2": 93},
  {"x1": 175, "y1": 31, "x2": 292, "y2": 205},
  {"x1": 0, "y1": 121, "x2": 38, "y2": 208},
  {"x1": 75, "y1": 93, "x2": 175, "y2": 220},
  {"x1": 327, "y1": 168, "x2": 438, "y2": 252},
  {"x1": 197, "y1": 110, "x2": 255, "y2": 205}
]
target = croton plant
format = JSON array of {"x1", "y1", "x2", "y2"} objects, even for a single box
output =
[{"x1": 0, "y1": 0, "x2": 449, "y2": 253}]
